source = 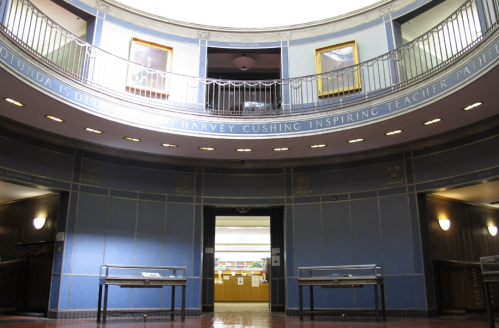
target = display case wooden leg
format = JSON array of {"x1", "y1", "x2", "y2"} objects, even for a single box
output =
[
  {"x1": 171, "y1": 285, "x2": 175, "y2": 321},
  {"x1": 97, "y1": 285, "x2": 102, "y2": 323},
  {"x1": 103, "y1": 285, "x2": 109, "y2": 325},
  {"x1": 374, "y1": 284, "x2": 380, "y2": 324},
  {"x1": 299, "y1": 285, "x2": 303, "y2": 322},
  {"x1": 310, "y1": 286, "x2": 314, "y2": 320},
  {"x1": 381, "y1": 283, "x2": 386, "y2": 320},
  {"x1": 181, "y1": 285, "x2": 186, "y2": 323}
]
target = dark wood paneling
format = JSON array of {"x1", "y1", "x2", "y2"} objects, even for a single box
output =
[
  {"x1": 0, "y1": 194, "x2": 60, "y2": 312},
  {"x1": 426, "y1": 195, "x2": 499, "y2": 313},
  {"x1": 0, "y1": 260, "x2": 22, "y2": 308},
  {"x1": 426, "y1": 195, "x2": 499, "y2": 262}
]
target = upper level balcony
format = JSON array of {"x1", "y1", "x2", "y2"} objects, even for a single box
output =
[{"x1": 0, "y1": 0, "x2": 499, "y2": 161}]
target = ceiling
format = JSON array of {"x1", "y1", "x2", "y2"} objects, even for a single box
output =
[
  {"x1": 215, "y1": 216, "x2": 270, "y2": 255},
  {"x1": 112, "y1": 0, "x2": 385, "y2": 28},
  {"x1": 2, "y1": 60, "x2": 498, "y2": 161},
  {"x1": 2, "y1": 0, "x2": 494, "y2": 162},
  {"x1": 433, "y1": 180, "x2": 499, "y2": 209},
  {"x1": 0, "y1": 180, "x2": 53, "y2": 203},
  {"x1": 216, "y1": 216, "x2": 271, "y2": 227},
  {"x1": 32, "y1": 0, "x2": 87, "y2": 37},
  {"x1": 401, "y1": 0, "x2": 467, "y2": 42}
]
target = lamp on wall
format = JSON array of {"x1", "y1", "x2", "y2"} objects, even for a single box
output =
[
  {"x1": 488, "y1": 225, "x2": 498, "y2": 236},
  {"x1": 438, "y1": 219, "x2": 450, "y2": 231},
  {"x1": 33, "y1": 217, "x2": 46, "y2": 229}
]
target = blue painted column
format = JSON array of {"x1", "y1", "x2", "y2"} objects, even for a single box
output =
[
  {"x1": 0, "y1": 0, "x2": 10, "y2": 26},
  {"x1": 475, "y1": 0, "x2": 490, "y2": 35},
  {"x1": 92, "y1": 12, "x2": 105, "y2": 47},
  {"x1": 198, "y1": 39, "x2": 207, "y2": 111},
  {"x1": 281, "y1": 41, "x2": 290, "y2": 113},
  {"x1": 384, "y1": 15, "x2": 399, "y2": 86}
]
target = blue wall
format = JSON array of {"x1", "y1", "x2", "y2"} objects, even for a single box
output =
[{"x1": 2, "y1": 122, "x2": 499, "y2": 315}]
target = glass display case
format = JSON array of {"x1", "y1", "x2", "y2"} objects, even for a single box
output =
[
  {"x1": 99, "y1": 264, "x2": 186, "y2": 284},
  {"x1": 298, "y1": 264, "x2": 383, "y2": 280},
  {"x1": 97, "y1": 265, "x2": 187, "y2": 324},
  {"x1": 298, "y1": 264, "x2": 385, "y2": 323},
  {"x1": 480, "y1": 255, "x2": 499, "y2": 276},
  {"x1": 480, "y1": 255, "x2": 499, "y2": 328}
]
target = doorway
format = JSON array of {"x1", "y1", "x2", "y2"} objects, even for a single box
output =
[
  {"x1": 0, "y1": 180, "x2": 65, "y2": 316},
  {"x1": 419, "y1": 180, "x2": 499, "y2": 316},
  {"x1": 201, "y1": 207, "x2": 285, "y2": 312},
  {"x1": 205, "y1": 47, "x2": 282, "y2": 115}
]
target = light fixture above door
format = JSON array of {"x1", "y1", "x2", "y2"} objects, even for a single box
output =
[{"x1": 232, "y1": 54, "x2": 256, "y2": 71}]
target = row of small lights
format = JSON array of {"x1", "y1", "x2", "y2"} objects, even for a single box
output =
[{"x1": 3, "y1": 97, "x2": 483, "y2": 152}]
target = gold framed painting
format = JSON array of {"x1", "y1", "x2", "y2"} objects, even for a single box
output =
[
  {"x1": 315, "y1": 40, "x2": 361, "y2": 97},
  {"x1": 126, "y1": 38, "x2": 173, "y2": 98}
]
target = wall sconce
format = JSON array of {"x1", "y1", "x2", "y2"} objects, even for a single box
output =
[
  {"x1": 438, "y1": 219, "x2": 450, "y2": 231},
  {"x1": 217, "y1": 270, "x2": 222, "y2": 274},
  {"x1": 488, "y1": 226, "x2": 498, "y2": 236},
  {"x1": 231, "y1": 272, "x2": 235, "y2": 276},
  {"x1": 33, "y1": 217, "x2": 46, "y2": 229}
]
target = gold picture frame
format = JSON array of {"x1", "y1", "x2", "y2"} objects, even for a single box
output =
[
  {"x1": 126, "y1": 38, "x2": 173, "y2": 98},
  {"x1": 315, "y1": 40, "x2": 361, "y2": 97}
]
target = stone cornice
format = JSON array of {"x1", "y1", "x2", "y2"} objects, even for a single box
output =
[{"x1": 69, "y1": 0, "x2": 420, "y2": 42}]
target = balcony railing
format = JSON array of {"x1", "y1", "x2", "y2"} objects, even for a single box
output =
[{"x1": 0, "y1": 0, "x2": 498, "y2": 117}]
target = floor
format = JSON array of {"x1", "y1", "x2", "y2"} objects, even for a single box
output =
[
  {"x1": 0, "y1": 311, "x2": 497, "y2": 328},
  {"x1": 214, "y1": 302, "x2": 269, "y2": 312}
]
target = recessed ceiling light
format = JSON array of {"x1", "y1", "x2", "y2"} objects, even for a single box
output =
[
  {"x1": 463, "y1": 102, "x2": 482, "y2": 110},
  {"x1": 161, "y1": 143, "x2": 178, "y2": 148},
  {"x1": 424, "y1": 118, "x2": 442, "y2": 125},
  {"x1": 310, "y1": 144, "x2": 326, "y2": 148},
  {"x1": 4, "y1": 98, "x2": 25, "y2": 107},
  {"x1": 386, "y1": 130, "x2": 402, "y2": 136},
  {"x1": 348, "y1": 138, "x2": 364, "y2": 143},
  {"x1": 124, "y1": 136, "x2": 140, "y2": 142},
  {"x1": 85, "y1": 127, "x2": 103, "y2": 134},
  {"x1": 273, "y1": 148, "x2": 289, "y2": 151},
  {"x1": 45, "y1": 115, "x2": 64, "y2": 122},
  {"x1": 236, "y1": 148, "x2": 252, "y2": 152},
  {"x1": 199, "y1": 147, "x2": 215, "y2": 151}
]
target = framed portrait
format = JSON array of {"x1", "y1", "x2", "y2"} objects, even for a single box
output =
[
  {"x1": 315, "y1": 40, "x2": 361, "y2": 97},
  {"x1": 126, "y1": 38, "x2": 173, "y2": 97}
]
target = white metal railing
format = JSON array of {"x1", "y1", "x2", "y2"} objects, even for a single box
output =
[{"x1": 0, "y1": 0, "x2": 498, "y2": 116}]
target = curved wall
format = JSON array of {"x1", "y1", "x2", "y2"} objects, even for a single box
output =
[
  {"x1": 1, "y1": 116, "x2": 499, "y2": 316},
  {"x1": 1, "y1": 0, "x2": 499, "y2": 319}
]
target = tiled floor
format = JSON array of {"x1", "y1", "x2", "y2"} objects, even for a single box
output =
[{"x1": 0, "y1": 312, "x2": 496, "y2": 327}]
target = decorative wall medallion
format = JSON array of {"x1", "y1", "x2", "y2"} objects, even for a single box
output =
[
  {"x1": 295, "y1": 175, "x2": 312, "y2": 194},
  {"x1": 95, "y1": 1, "x2": 110, "y2": 13},
  {"x1": 197, "y1": 31, "x2": 210, "y2": 40},
  {"x1": 175, "y1": 174, "x2": 194, "y2": 194},
  {"x1": 379, "y1": 4, "x2": 392, "y2": 17},
  {"x1": 386, "y1": 163, "x2": 404, "y2": 185},
  {"x1": 278, "y1": 32, "x2": 291, "y2": 41},
  {"x1": 82, "y1": 162, "x2": 101, "y2": 185}
]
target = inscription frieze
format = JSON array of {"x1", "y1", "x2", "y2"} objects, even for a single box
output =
[{"x1": 1, "y1": 33, "x2": 499, "y2": 138}]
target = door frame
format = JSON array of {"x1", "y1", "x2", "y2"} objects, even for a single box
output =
[{"x1": 201, "y1": 206, "x2": 285, "y2": 312}]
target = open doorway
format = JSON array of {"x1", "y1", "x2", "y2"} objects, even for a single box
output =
[
  {"x1": 205, "y1": 47, "x2": 282, "y2": 115},
  {"x1": 420, "y1": 180, "x2": 499, "y2": 316},
  {"x1": 214, "y1": 215, "x2": 270, "y2": 312},
  {"x1": 0, "y1": 180, "x2": 64, "y2": 317},
  {"x1": 202, "y1": 207, "x2": 285, "y2": 313}
]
